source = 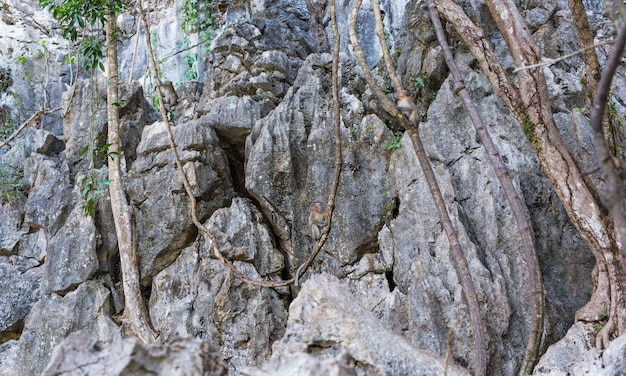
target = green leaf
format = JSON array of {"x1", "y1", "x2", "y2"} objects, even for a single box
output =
[{"x1": 79, "y1": 144, "x2": 90, "y2": 158}]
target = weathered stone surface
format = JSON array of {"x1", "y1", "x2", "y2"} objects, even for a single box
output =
[
  {"x1": 61, "y1": 77, "x2": 108, "y2": 173},
  {"x1": 246, "y1": 53, "x2": 394, "y2": 272},
  {"x1": 0, "y1": 201, "x2": 27, "y2": 254},
  {"x1": 149, "y1": 198, "x2": 287, "y2": 374},
  {"x1": 22, "y1": 154, "x2": 73, "y2": 236},
  {"x1": 42, "y1": 203, "x2": 98, "y2": 294},
  {"x1": 0, "y1": 256, "x2": 42, "y2": 338},
  {"x1": 208, "y1": 198, "x2": 284, "y2": 275},
  {"x1": 197, "y1": 96, "x2": 261, "y2": 145},
  {"x1": 42, "y1": 331, "x2": 227, "y2": 376},
  {"x1": 246, "y1": 273, "x2": 469, "y2": 376},
  {"x1": 17, "y1": 228, "x2": 46, "y2": 261},
  {"x1": 371, "y1": 56, "x2": 595, "y2": 374},
  {"x1": 11, "y1": 281, "x2": 121, "y2": 376},
  {"x1": 62, "y1": 79, "x2": 158, "y2": 173},
  {"x1": 0, "y1": 1, "x2": 621, "y2": 375},
  {"x1": 32, "y1": 129, "x2": 65, "y2": 156},
  {"x1": 127, "y1": 118, "x2": 235, "y2": 283},
  {"x1": 532, "y1": 322, "x2": 599, "y2": 375},
  {"x1": 0, "y1": 339, "x2": 19, "y2": 376}
]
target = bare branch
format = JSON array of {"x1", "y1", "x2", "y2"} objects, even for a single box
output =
[
  {"x1": 513, "y1": 41, "x2": 610, "y2": 73},
  {"x1": 444, "y1": 316, "x2": 462, "y2": 376},
  {"x1": 0, "y1": 109, "x2": 43, "y2": 149},
  {"x1": 435, "y1": 0, "x2": 522, "y2": 111}
]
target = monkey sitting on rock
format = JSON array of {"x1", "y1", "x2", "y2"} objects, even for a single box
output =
[
  {"x1": 160, "y1": 81, "x2": 178, "y2": 112},
  {"x1": 309, "y1": 201, "x2": 327, "y2": 241}
]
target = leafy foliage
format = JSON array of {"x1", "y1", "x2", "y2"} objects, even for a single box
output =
[
  {"x1": 409, "y1": 71, "x2": 436, "y2": 121},
  {"x1": 0, "y1": 105, "x2": 16, "y2": 140},
  {"x1": 39, "y1": 0, "x2": 124, "y2": 40},
  {"x1": 79, "y1": 36, "x2": 106, "y2": 71},
  {"x1": 182, "y1": 53, "x2": 199, "y2": 81},
  {"x1": 0, "y1": 163, "x2": 23, "y2": 204},
  {"x1": 80, "y1": 167, "x2": 110, "y2": 216},
  {"x1": 182, "y1": 0, "x2": 214, "y2": 47},
  {"x1": 385, "y1": 131, "x2": 404, "y2": 151},
  {"x1": 79, "y1": 137, "x2": 117, "y2": 216},
  {"x1": 39, "y1": 0, "x2": 124, "y2": 71}
]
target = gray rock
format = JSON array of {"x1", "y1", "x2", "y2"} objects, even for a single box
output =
[
  {"x1": 246, "y1": 273, "x2": 470, "y2": 376},
  {"x1": 531, "y1": 321, "x2": 626, "y2": 375},
  {"x1": 0, "y1": 256, "x2": 42, "y2": 339},
  {"x1": 23, "y1": 154, "x2": 73, "y2": 236},
  {"x1": 32, "y1": 129, "x2": 65, "y2": 156},
  {"x1": 149, "y1": 198, "x2": 287, "y2": 374},
  {"x1": 207, "y1": 198, "x2": 284, "y2": 276},
  {"x1": 0, "y1": 339, "x2": 19, "y2": 376},
  {"x1": 197, "y1": 96, "x2": 261, "y2": 145},
  {"x1": 13, "y1": 281, "x2": 121, "y2": 375},
  {"x1": 246, "y1": 53, "x2": 393, "y2": 273},
  {"x1": 17, "y1": 228, "x2": 46, "y2": 261},
  {"x1": 127, "y1": 118, "x2": 235, "y2": 283},
  {"x1": 0, "y1": 201, "x2": 27, "y2": 254},
  {"x1": 42, "y1": 203, "x2": 98, "y2": 294},
  {"x1": 379, "y1": 57, "x2": 594, "y2": 374},
  {"x1": 42, "y1": 331, "x2": 227, "y2": 376}
]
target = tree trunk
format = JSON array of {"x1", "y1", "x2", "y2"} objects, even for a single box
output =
[
  {"x1": 435, "y1": 0, "x2": 626, "y2": 357},
  {"x1": 105, "y1": 14, "x2": 157, "y2": 343}
]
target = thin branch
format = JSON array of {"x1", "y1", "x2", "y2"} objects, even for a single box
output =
[
  {"x1": 352, "y1": 0, "x2": 487, "y2": 374},
  {"x1": 137, "y1": 0, "x2": 292, "y2": 288},
  {"x1": 371, "y1": 0, "x2": 406, "y2": 97},
  {"x1": 295, "y1": 0, "x2": 342, "y2": 285},
  {"x1": 444, "y1": 316, "x2": 462, "y2": 376},
  {"x1": 430, "y1": 2, "x2": 544, "y2": 374},
  {"x1": 128, "y1": 17, "x2": 142, "y2": 85},
  {"x1": 566, "y1": 0, "x2": 602, "y2": 96},
  {"x1": 513, "y1": 41, "x2": 610, "y2": 72},
  {"x1": 0, "y1": 109, "x2": 43, "y2": 149},
  {"x1": 591, "y1": 18, "x2": 626, "y2": 260}
]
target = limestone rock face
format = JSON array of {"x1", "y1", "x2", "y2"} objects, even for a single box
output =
[
  {"x1": 0, "y1": 0, "x2": 622, "y2": 375},
  {"x1": 42, "y1": 331, "x2": 227, "y2": 376},
  {"x1": 245, "y1": 273, "x2": 470, "y2": 376}
]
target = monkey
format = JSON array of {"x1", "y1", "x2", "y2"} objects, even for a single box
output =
[
  {"x1": 160, "y1": 81, "x2": 178, "y2": 111},
  {"x1": 396, "y1": 92, "x2": 418, "y2": 125},
  {"x1": 309, "y1": 201, "x2": 327, "y2": 241}
]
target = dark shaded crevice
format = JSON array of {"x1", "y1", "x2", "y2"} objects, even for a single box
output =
[
  {"x1": 220, "y1": 140, "x2": 250, "y2": 199},
  {"x1": 54, "y1": 281, "x2": 82, "y2": 297},
  {"x1": 0, "y1": 319, "x2": 23, "y2": 344},
  {"x1": 385, "y1": 270, "x2": 396, "y2": 292},
  {"x1": 215, "y1": 131, "x2": 294, "y2": 297},
  {"x1": 140, "y1": 282, "x2": 152, "y2": 304}
]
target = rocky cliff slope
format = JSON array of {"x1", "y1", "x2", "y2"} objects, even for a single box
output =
[{"x1": 0, "y1": 0, "x2": 625, "y2": 375}]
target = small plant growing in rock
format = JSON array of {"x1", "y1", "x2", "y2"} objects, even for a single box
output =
[
  {"x1": 0, "y1": 163, "x2": 23, "y2": 204},
  {"x1": 385, "y1": 131, "x2": 403, "y2": 151},
  {"x1": 182, "y1": 0, "x2": 214, "y2": 50},
  {"x1": 79, "y1": 136, "x2": 116, "y2": 216}
]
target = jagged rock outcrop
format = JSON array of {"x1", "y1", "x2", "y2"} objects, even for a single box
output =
[
  {"x1": 149, "y1": 198, "x2": 287, "y2": 373},
  {"x1": 41, "y1": 331, "x2": 227, "y2": 376},
  {"x1": 245, "y1": 273, "x2": 471, "y2": 376},
  {"x1": 0, "y1": 0, "x2": 624, "y2": 375}
]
